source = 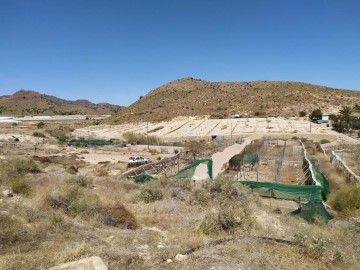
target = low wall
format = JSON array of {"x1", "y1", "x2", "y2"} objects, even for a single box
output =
[{"x1": 330, "y1": 150, "x2": 360, "y2": 184}]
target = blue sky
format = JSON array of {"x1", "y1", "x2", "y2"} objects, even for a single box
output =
[{"x1": 1, "y1": 0, "x2": 359, "y2": 106}]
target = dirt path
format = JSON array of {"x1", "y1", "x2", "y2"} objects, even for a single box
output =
[{"x1": 193, "y1": 135, "x2": 261, "y2": 179}]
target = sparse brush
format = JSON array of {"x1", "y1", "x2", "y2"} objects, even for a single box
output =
[
  {"x1": 47, "y1": 181, "x2": 101, "y2": 217},
  {"x1": 93, "y1": 167, "x2": 109, "y2": 177},
  {"x1": 32, "y1": 131, "x2": 46, "y2": 138},
  {"x1": 122, "y1": 131, "x2": 160, "y2": 145},
  {"x1": 189, "y1": 188, "x2": 210, "y2": 206},
  {"x1": 140, "y1": 186, "x2": 163, "y2": 203},
  {"x1": 100, "y1": 204, "x2": 138, "y2": 229},
  {"x1": 0, "y1": 214, "x2": 23, "y2": 246},
  {"x1": 0, "y1": 158, "x2": 39, "y2": 183},
  {"x1": 10, "y1": 177, "x2": 33, "y2": 197},
  {"x1": 292, "y1": 232, "x2": 327, "y2": 259},
  {"x1": 66, "y1": 175, "x2": 93, "y2": 188}
]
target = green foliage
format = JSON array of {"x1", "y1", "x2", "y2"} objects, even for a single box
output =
[
  {"x1": 9, "y1": 177, "x2": 33, "y2": 196},
  {"x1": 355, "y1": 104, "x2": 360, "y2": 112},
  {"x1": 57, "y1": 135, "x2": 68, "y2": 143},
  {"x1": 47, "y1": 182, "x2": 100, "y2": 217},
  {"x1": 320, "y1": 139, "x2": 331, "y2": 144},
  {"x1": 140, "y1": 186, "x2": 163, "y2": 203},
  {"x1": 0, "y1": 159, "x2": 39, "y2": 183},
  {"x1": 299, "y1": 111, "x2": 307, "y2": 117},
  {"x1": 332, "y1": 185, "x2": 360, "y2": 212},
  {"x1": 310, "y1": 109, "x2": 322, "y2": 120},
  {"x1": 36, "y1": 122, "x2": 45, "y2": 129},
  {"x1": 32, "y1": 131, "x2": 45, "y2": 138}
]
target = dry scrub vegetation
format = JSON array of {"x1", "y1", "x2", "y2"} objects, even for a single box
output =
[{"x1": 1, "y1": 155, "x2": 360, "y2": 269}]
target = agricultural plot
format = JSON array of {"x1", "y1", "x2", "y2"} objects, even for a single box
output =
[
  {"x1": 231, "y1": 138, "x2": 305, "y2": 185},
  {"x1": 73, "y1": 117, "x2": 335, "y2": 141}
]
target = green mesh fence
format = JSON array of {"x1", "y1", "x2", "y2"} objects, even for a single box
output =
[
  {"x1": 229, "y1": 153, "x2": 259, "y2": 168},
  {"x1": 172, "y1": 159, "x2": 213, "y2": 180},
  {"x1": 291, "y1": 200, "x2": 333, "y2": 223},
  {"x1": 132, "y1": 174, "x2": 154, "y2": 183},
  {"x1": 308, "y1": 157, "x2": 330, "y2": 200},
  {"x1": 67, "y1": 139, "x2": 113, "y2": 146},
  {"x1": 240, "y1": 181, "x2": 323, "y2": 202}
]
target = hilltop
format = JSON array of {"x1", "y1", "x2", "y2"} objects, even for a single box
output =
[
  {"x1": 0, "y1": 90, "x2": 123, "y2": 116},
  {"x1": 105, "y1": 78, "x2": 360, "y2": 124}
]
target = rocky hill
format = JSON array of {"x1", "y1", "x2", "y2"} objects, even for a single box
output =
[
  {"x1": 105, "y1": 78, "x2": 360, "y2": 124},
  {"x1": 0, "y1": 90, "x2": 123, "y2": 116}
]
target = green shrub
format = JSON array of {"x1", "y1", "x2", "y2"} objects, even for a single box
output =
[
  {"x1": 47, "y1": 184, "x2": 100, "y2": 217},
  {"x1": 69, "y1": 193, "x2": 100, "y2": 216},
  {"x1": 332, "y1": 185, "x2": 360, "y2": 212},
  {"x1": 57, "y1": 135, "x2": 68, "y2": 143},
  {"x1": 299, "y1": 111, "x2": 307, "y2": 117},
  {"x1": 189, "y1": 189, "x2": 210, "y2": 206},
  {"x1": 66, "y1": 166, "x2": 78, "y2": 175},
  {"x1": 140, "y1": 187, "x2": 163, "y2": 203},
  {"x1": 320, "y1": 139, "x2": 331, "y2": 144},
  {"x1": 36, "y1": 122, "x2": 45, "y2": 129},
  {"x1": 9, "y1": 177, "x2": 33, "y2": 196},
  {"x1": 199, "y1": 204, "x2": 252, "y2": 235},
  {"x1": 32, "y1": 132, "x2": 45, "y2": 138},
  {"x1": 0, "y1": 159, "x2": 39, "y2": 183},
  {"x1": 292, "y1": 233, "x2": 327, "y2": 259}
]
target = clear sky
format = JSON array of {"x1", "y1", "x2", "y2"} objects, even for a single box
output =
[{"x1": 1, "y1": 0, "x2": 359, "y2": 106}]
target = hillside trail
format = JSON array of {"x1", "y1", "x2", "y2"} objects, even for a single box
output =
[{"x1": 193, "y1": 135, "x2": 261, "y2": 180}]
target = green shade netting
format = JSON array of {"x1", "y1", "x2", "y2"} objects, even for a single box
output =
[
  {"x1": 308, "y1": 157, "x2": 330, "y2": 200},
  {"x1": 132, "y1": 174, "x2": 154, "y2": 183},
  {"x1": 291, "y1": 200, "x2": 333, "y2": 223},
  {"x1": 240, "y1": 181, "x2": 323, "y2": 202},
  {"x1": 229, "y1": 153, "x2": 259, "y2": 168},
  {"x1": 68, "y1": 139, "x2": 113, "y2": 146},
  {"x1": 172, "y1": 159, "x2": 213, "y2": 180}
]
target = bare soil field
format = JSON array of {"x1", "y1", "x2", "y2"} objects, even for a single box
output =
[{"x1": 73, "y1": 117, "x2": 360, "y2": 144}]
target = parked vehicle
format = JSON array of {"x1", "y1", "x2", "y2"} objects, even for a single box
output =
[{"x1": 127, "y1": 156, "x2": 148, "y2": 167}]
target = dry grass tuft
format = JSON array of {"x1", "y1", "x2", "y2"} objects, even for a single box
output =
[{"x1": 100, "y1": 204, "x2": 138, "y2": 229}]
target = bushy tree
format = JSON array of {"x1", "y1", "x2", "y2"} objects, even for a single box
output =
[{"x1": 309, "y1": 109, "x2": 322, "y2": 120}]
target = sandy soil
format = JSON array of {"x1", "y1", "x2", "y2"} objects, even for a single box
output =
[{"x1": 73, "y1": 117, "x2": 339, "y2": 141}]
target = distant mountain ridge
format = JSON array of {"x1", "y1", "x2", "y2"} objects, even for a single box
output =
[
  {"x1": 105, "y1": 78, "x2": 360, "y2": 124},
  {"x1": 0, "y1": 90, "x2": 123, "y2": 116}
]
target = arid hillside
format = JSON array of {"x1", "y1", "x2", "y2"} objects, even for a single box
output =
[
  {"x1": 0, "y1": 90, "x2": 123, "y2": 116},
  {"x1": 105, "y1": 78, "x2": 360, "y2": 124}
]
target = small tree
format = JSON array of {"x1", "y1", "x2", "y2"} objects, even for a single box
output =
[
  {"x1": 339, "y1": 106, "x2": 354, "y2": 131},
  {"x1": 309, "y1": 109, "x2": 322, "y2": 121}
]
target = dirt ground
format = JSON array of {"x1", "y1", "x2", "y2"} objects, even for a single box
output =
[
  {"x1": 0, "y1": 121, "x2": 182, "y2": 178},
  {"x1": 2, "y1": 119, "x2": 360, "y2": 269},
  {"x1": 72, "y1": 117, "x2": 340, "y2": 139}
]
